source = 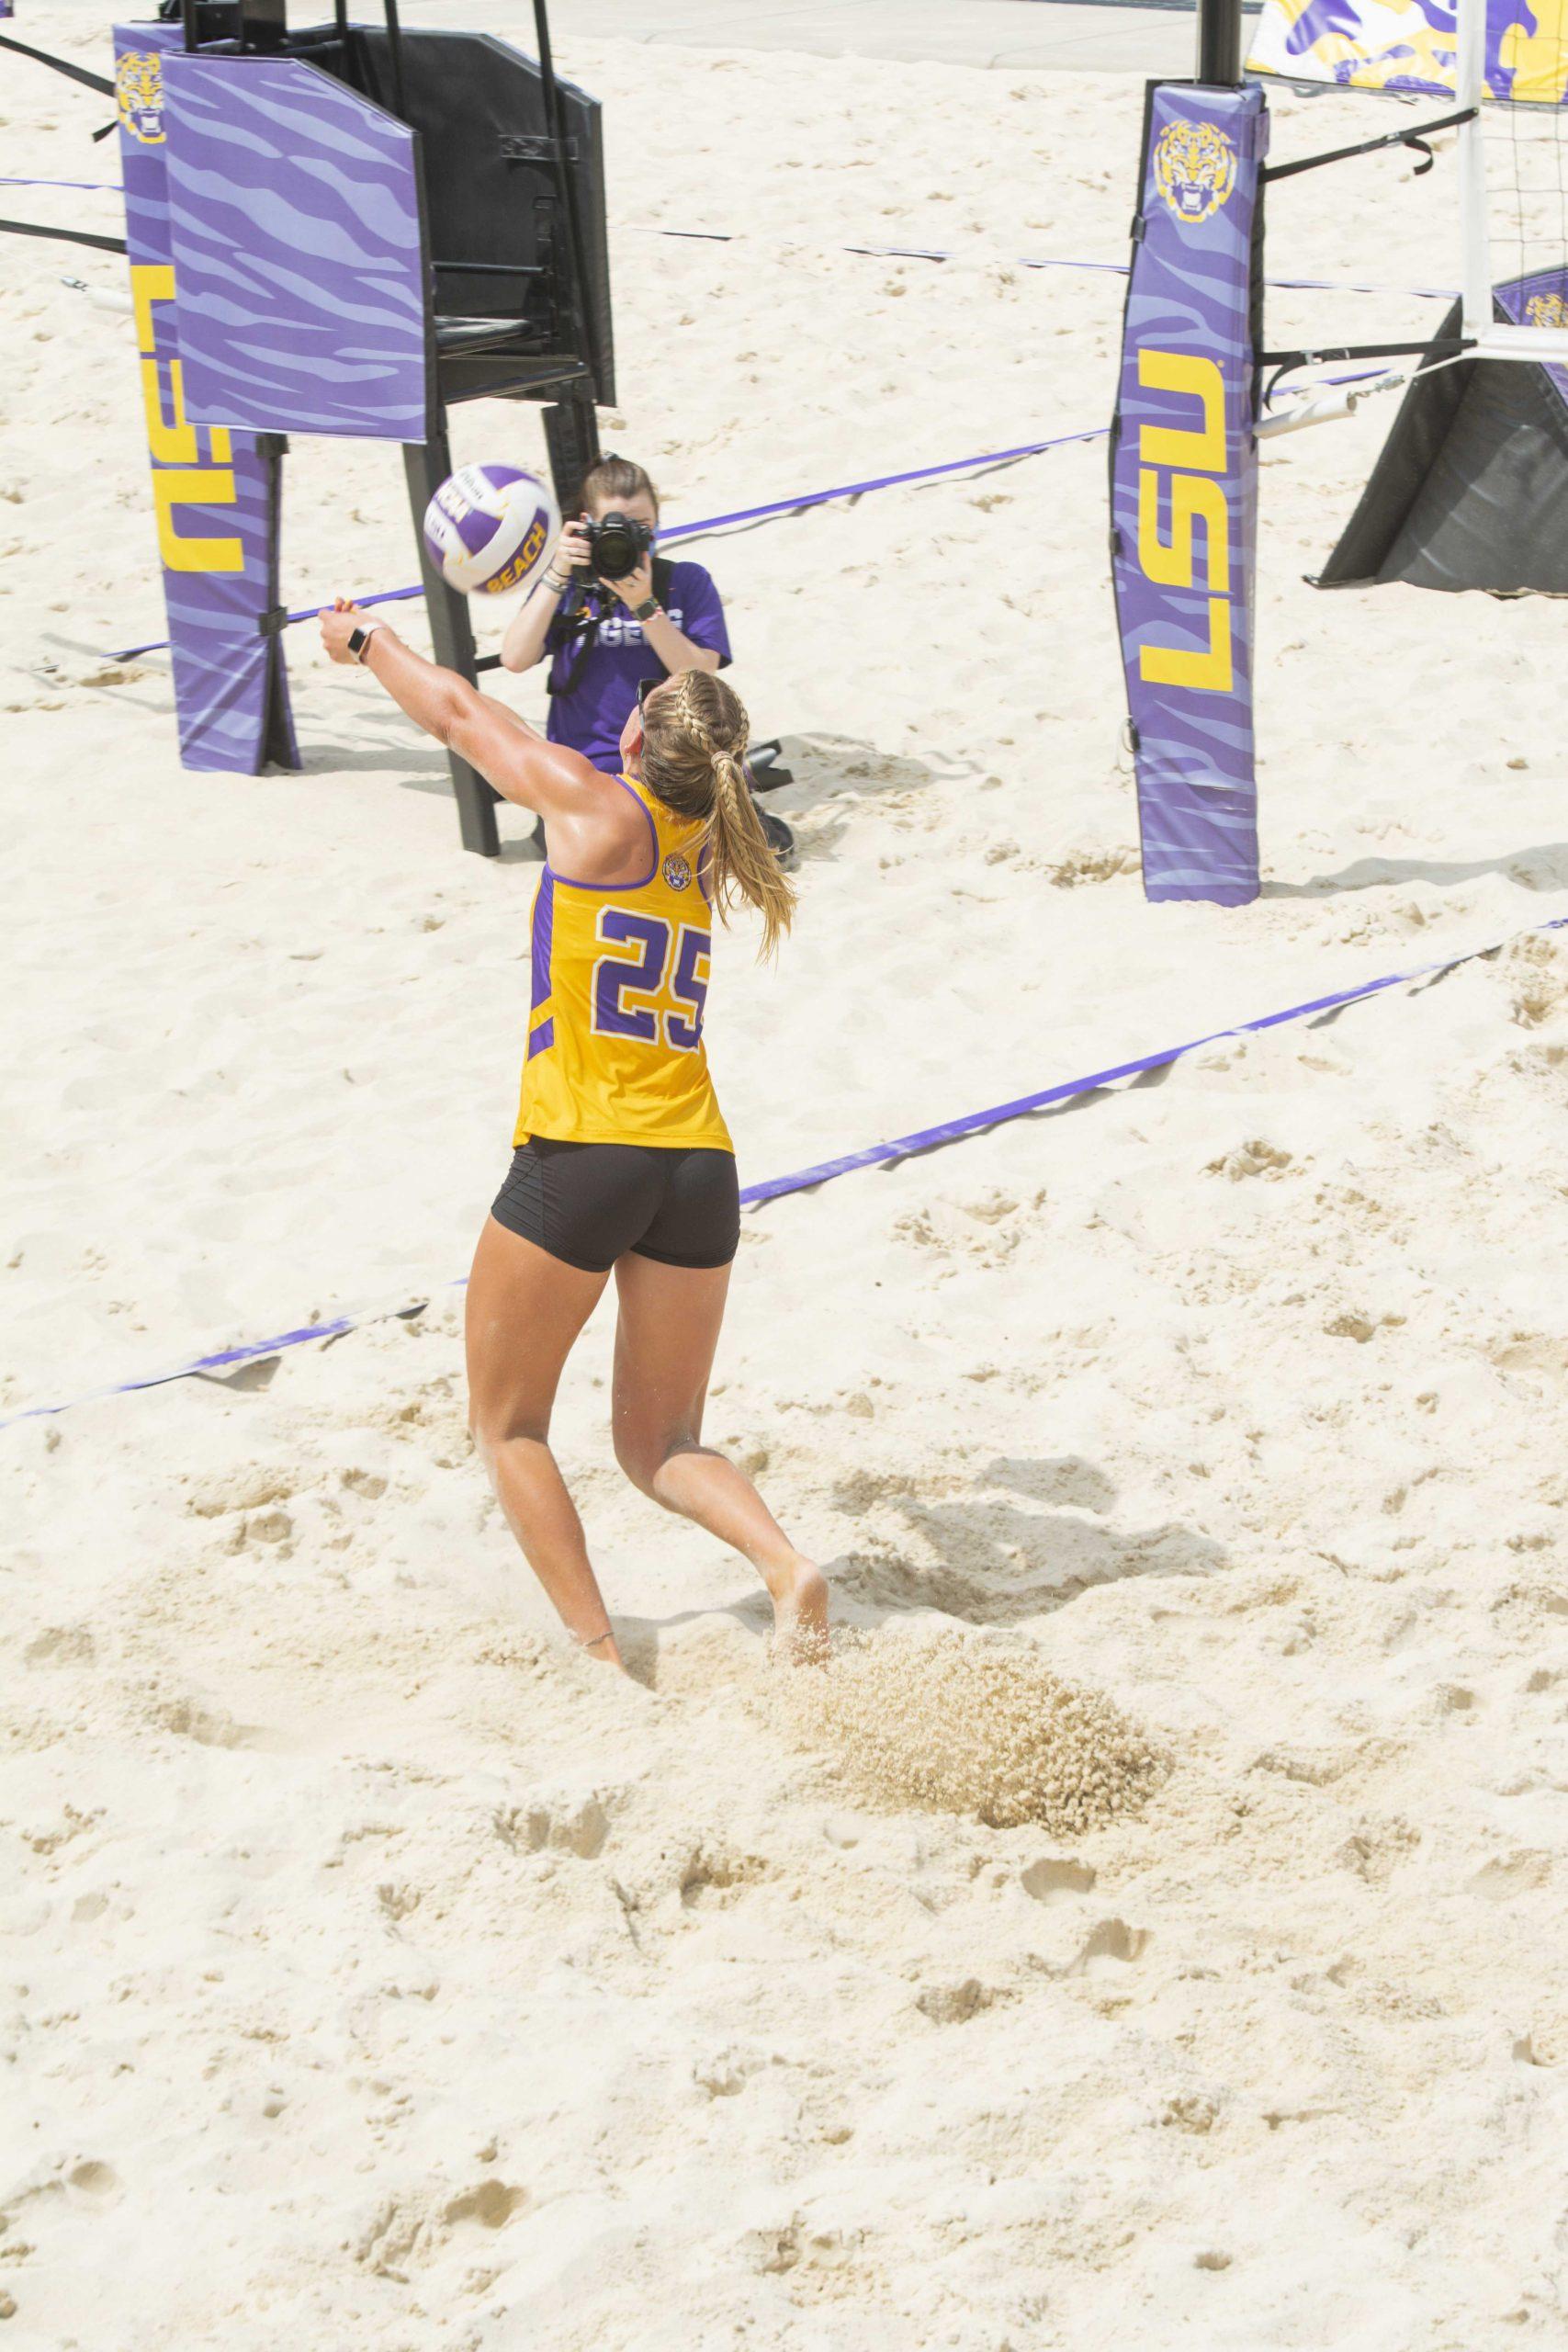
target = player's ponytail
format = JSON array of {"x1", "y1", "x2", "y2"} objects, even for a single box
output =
[
  {"x1": 641, "y1": 671, "x2": 796, "y2": 959},
  {"x1": 708, "y1": 741, "x2": 795, "y2": 961}
]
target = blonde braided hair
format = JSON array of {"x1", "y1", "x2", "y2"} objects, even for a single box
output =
[{"x1": 640, "y1": 670, "x2": 796, "y2": 959}]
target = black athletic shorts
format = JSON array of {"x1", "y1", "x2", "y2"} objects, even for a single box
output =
[{"x1": 491, "y1": 1137, "x2": 740, "y2": 1274}]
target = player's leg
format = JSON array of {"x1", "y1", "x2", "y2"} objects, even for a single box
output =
[
  {"x1": 610, "y1": 1239, "x2": 829, "y2": 1657},
  {"x1": 465, "y1": 1212, "x2": 621, "y2": 1664}
]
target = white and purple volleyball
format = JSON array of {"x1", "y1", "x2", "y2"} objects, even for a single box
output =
[{"x1": 422, "y1": 464, "x2": 559, "y2": 597}]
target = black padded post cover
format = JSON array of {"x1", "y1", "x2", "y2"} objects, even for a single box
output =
[
  {"x1": 1317, "y1": 298, "x2": 1568, "y2": 594},
  {"x1": 351, "y1": 27, "x2": 614, "y2": 403}
]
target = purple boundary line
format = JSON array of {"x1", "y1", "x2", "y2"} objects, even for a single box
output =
[
  {"x1": 105, "y1": 283, "x2": 1451, "y2": 669},
  {"x1": 6, "y1": 914, "x2": 1562, "y2": 1432},
  {"x1": 620, "y1": 220, "x2": 1457, "y2": 301},
  {"x1": 18, "y1": 179, "x2": 1458, "y2": 300},
  {"x1": 99, "y1": 217, "x2": 1459, "y2": 667},
  {"x1": 109, "y1": 426, "x2": 1108, "y2": 660},
  {"x1": 3, "y1": 174, "x2": 123, "y2": 191}
]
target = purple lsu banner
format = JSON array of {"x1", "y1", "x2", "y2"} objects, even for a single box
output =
[
  {"x1": 1111, "y1": 82, "x2": 1266, "y2": 907},
  {"x1": 114, "y1": 26, "x2": 297, "y2": 774}
]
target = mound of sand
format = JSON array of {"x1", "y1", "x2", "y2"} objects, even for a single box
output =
[{"x1": 775, "y1": 1625, "x2": 1168, "y2": 1833}]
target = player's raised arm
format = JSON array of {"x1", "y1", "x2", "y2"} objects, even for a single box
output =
[{"x1": 319, "y1": 600, "x2": 602, "y2": 821}]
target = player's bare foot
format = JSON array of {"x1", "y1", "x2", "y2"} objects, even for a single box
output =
[
  {"x1": 576, "y1": 1627, "x2": 629, "y2": 1672},
  {"x1": 768, "y1": 1555, "x2": 829, "y2": 1663}
]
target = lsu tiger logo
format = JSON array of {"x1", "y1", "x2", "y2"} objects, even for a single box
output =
[
  {"x1": 661, "y1": 853, "x2": 693, "y2": 892},
  {"x1": 117, "y1": 50, "x2": 166, "y2": 146},
  {"x1": 1525, "y1": 291, "x2": 1568, "y2": 332},
  {"x1": 1153, "y1": 119, "x2": 1237, "y2": 227}
]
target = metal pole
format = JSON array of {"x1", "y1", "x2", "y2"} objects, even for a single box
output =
[
  {"x1": 532, "y1": 0, "x2": 562, "y2": 135},
  {"x1": 402, "y1": 431, "x2": 501, "y2": 858},
  {"x1": 1195, "y1": 0, "x2": 1243, "y2": 84},
  {"x1": 531, "y1": 0, "x2": 596, "y2": 383},
  {"x1": 1456, "y1": 0, "x2": 1491, "y2": 345},
  {"x1": 381, "y1": 0, "x2": 407, "y2": 119}
]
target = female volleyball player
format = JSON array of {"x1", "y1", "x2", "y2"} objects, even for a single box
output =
[{"x1": 320, "y1": 600, "x2": 828, "y2": 1670}]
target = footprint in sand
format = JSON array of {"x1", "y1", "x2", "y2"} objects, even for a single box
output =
[
  {"x1": 915, "y1": 1978, "x2": 997, "y2": 2024},
  {"x1": 1205, "y1": 1137, "x2": 1294, "y2": 1182},
  {"x1": 1021, "y1": 1856, "x2": 1097, "y2": 1905},
  {"x1": 1072, "y1": 1918, "x2": 1149, "y2": 1973},
  {"x1": 493, "y1": 1793, "x2": 611, "y2": 1860},
  {"x1": 23, "y1": 1625, "x2": 96, "y2": 1668},
  {"x1": 150, "y1": 1694, "x2": 252, "y2": 1749}
]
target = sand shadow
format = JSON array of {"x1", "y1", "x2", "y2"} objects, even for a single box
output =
[
  {"x1": 299, "y1": 741, "x2": 454, "y2": 779},
  {"x1": 298, "y1": 741, "x2": 543, "y2": 862},
  {"x1": 826, "y1": 1452, "x2": 1225, "y2": 1628},
  {"x1": 599, "y1": 1453, "x2": 1216, "y2": 1666},
  {"x1": 1263, "y1": 842, "x2": 1568, "y2": 899},
  {"x1": 750, "y1": 733, "x2": 958, "y2": 862},
  {"x1": 284, "y1": 723, "x2": 956, "y2": 866},
  {"x1": 497, "y1": 826, "x2": 547, "y2": 864}
]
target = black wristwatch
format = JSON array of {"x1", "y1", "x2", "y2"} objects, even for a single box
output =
[
  {"x1": 632, "y1": 596, "x2": 660, "y2": 624},
  {"x1": 347, "y1": 622, "x2": 380, "y2": 664}
]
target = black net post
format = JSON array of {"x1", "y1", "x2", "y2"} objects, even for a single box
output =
[
  {"x1": 542, "y1": 385, "x2": 602, "y2": 518},
  {"x1": 1196, "y1": 0, "x2": 1244, "y2": 84},
  {"x1": 402, "y1": 430, "x2": 502, "y2": 858}
]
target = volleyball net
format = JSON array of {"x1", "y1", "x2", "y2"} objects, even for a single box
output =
[{"x1": 1248, "y1": 0, "x2": 1568, "y2": 358}]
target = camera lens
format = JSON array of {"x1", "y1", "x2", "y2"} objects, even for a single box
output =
[{"x1": 589, "y1": 512, "x2": 649, "y2": 581}]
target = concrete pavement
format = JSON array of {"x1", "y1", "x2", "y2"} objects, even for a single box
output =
[
  {"x1": 413, "y1": 0, "x2": 1225, "y2": 76},
  {"x1": 42, "y1": 0, "x2": 1247, "y2": 74}
]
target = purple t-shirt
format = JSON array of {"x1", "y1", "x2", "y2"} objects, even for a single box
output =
[{"x1": 544, "y1": 560, "x2": 731, "y2": 774}]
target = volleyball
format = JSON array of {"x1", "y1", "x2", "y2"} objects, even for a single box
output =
[{"x1": 422, "y1": 464, "x2": 560, "y2": 597}]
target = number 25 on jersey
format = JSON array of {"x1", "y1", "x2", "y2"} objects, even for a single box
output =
[{"x1": 592, "y1": 910, "x2": 711, "y2": 1052}]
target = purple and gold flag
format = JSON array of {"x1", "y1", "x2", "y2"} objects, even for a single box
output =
[{"x1": 1247, "y1": 0, "x2": 1568, "y2": 105}]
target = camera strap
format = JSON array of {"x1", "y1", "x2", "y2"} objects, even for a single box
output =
[{"x1": 547, "y1": 555, "x2": 677, "y2": 703}]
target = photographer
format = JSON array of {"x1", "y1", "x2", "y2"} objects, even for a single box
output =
[{"x1": 501, "y1": 454, "x2": 729, "y2": 775}]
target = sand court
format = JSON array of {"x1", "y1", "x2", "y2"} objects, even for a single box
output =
[{"x1": 6, "y1": 6, "x2": 1568, "y2": 2346}]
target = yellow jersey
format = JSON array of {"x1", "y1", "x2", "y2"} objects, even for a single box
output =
[{"x1": 513, "y1": 774, "x2": 733, "y2": 1152}]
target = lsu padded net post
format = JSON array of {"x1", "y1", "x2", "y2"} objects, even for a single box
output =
[
  {"x1": 1116, "y1": 0, "x2": 1567, "y2": 899},
  {"x1": 111, "y1": 0, "x2": 614, "y2": 854},
  {"x1": 1111, "y1": 69, "x2": 1267, "y2": 906}
]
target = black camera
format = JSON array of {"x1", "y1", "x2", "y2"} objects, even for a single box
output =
[{"x1": 581, "y1": 511, "x2": 655, "y2": 583}]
